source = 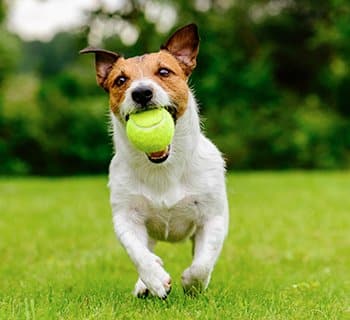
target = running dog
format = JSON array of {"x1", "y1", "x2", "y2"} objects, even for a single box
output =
[{"x1": 80, "y1": 24, "x2": 228, "y2": 298}]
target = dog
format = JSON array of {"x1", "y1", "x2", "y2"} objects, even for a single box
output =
[{"x1": 80, "y1": 24, "x2": 228, "y2": 298}]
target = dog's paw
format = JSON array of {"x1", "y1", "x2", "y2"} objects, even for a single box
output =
[
  {"x1": 138, "y1": 254, "x2": 172, "y2": 299},
  {"x1": 181, "y1": 264, "x2": 211, "y2": 296},
  {"x1": 133, "y1": 278, "x2": 149, "y2": 298}
]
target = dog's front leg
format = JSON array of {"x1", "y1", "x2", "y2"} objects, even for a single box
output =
[
  {"x1": 112, "y1": 211, "x2": 171, "y2": 298},
  {"x1": 182, "y1": 214, "x2": 227, "y2": 294}
]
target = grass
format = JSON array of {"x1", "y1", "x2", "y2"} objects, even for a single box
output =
[{"x1": 0, "y1": 172, "x2": 349, "y2": 319}]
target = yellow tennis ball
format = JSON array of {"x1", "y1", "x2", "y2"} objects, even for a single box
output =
[{"x1": 126, "y1": 108, "x2": 175, "y2": 153}]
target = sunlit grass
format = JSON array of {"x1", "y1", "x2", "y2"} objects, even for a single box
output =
[{"x1": 0, "y1": 172, "x2": 349, "y2": 319}]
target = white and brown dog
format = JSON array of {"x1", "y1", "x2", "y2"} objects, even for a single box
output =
[{"x1": 80, "y1": 24, "x2": 228, "y2": 298}]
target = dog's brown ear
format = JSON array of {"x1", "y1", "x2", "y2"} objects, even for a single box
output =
[
  {"x1": 80, "y1": 47, "x2": 120, "y2": 91},
  {"x1": 161, "y1": 23, "x2": 199, "y2": 76}
]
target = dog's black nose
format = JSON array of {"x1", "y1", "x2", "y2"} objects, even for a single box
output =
[{"x1": 132, "y1": 86, "x2": 153, "y2": 106}]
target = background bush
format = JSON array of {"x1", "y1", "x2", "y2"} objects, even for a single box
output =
[{"x1": 0, "y1": 0, "x2": 350, "y2": 175}]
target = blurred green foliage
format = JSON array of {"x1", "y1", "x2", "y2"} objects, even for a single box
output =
[{"x1": 1, "y1": 0, "x2": 350, "y2": 175}]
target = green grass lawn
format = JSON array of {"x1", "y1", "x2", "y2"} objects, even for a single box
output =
[{"x1": 0, "y1": 172, "x2": 349, "y2": 319}]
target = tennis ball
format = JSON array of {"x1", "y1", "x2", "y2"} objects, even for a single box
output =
[{"x1": 126, "y1": 108, "x2": 175, "y2": 153}]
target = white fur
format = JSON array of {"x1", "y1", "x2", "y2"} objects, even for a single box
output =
[{"x1": 108, "y1": 79, "x2": 229, "y2": 298}]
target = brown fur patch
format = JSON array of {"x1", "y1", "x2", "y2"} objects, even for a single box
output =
[{"x1": 105, "y1": 51, "x2": 190, "y2": 118}]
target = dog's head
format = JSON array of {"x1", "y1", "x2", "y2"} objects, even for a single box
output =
[{"x1": 80, "y1": 24, "x2": 199, "y2": 163}]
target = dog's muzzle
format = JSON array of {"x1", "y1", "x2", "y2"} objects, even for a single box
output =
[
  {"x1": 131, "y1": 86, "x2": 153, "y2": 107},
  {"x1": 124, "y1": 85, "x2": 176, "y2": 164}
]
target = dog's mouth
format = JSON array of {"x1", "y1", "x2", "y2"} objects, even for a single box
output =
[
  {"x1": 124, "y1": 105, "x2": 177, "y2": 123},
  {"x1": 164, "y1": 105, "x2": 177, "y2": 122},
  {"x1": 147, "y1": 145, "x2": 170, "y2": 164},
  {"x1": 124, "y1": 104, "x2": 176, "y2": 164}
]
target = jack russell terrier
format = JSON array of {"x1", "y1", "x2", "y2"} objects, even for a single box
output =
[{"x1": 80, "y1": 23, "x2": 229, "y2": 298}]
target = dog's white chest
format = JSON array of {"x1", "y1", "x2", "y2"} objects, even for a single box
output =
[{"x1": 143, "y1": 194, "x2": 201, "y2": 242}]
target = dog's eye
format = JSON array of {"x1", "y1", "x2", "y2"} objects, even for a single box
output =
[
  {"x1": 158, "y1": 68, "x2": 171, "y2": 77},
  {"x1": 114, "y1": 76, "x2": 128, "y2": 87}
]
